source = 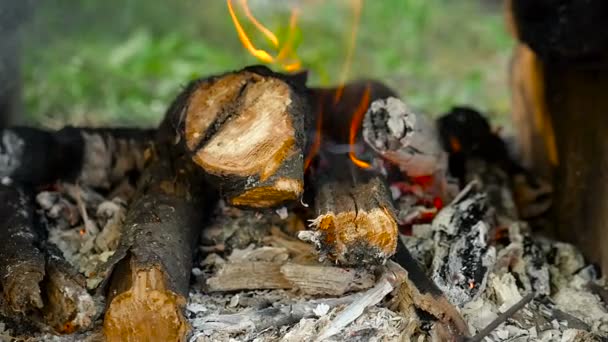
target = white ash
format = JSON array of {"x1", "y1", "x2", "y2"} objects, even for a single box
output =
[
  {"x1": 0, "y1": 129, "x2": 25, "y2": 177},
  {"x1": 38, "y1": 183, "x2": 131, "y2": 288},
  {"x1": 362, "y1": 97, "x2": 447, "y2": 178},
  {"x1": 430, "y1": 189, "x2": 496, "y2": 306}
]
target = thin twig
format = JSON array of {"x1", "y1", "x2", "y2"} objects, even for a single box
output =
[{"x1": 464, "y1": 293, "x2": 534, "y2": 342}]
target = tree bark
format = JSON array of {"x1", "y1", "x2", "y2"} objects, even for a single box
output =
[
  {"x1": 99, "y1": 121, "x2": 217, "y2": 342},
  {"x1": 0, "y1": 184, "x2": 45, "y2": 314}
]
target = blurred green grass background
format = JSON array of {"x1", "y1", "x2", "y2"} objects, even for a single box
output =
[{"x1": 22, "y1": 0, "x2": 513, "y2": 128}]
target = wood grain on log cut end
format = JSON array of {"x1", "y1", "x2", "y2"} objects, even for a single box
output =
[
  {"x1": 104, "y1": 267, "x2": 189, "y2": 342},
  {"x1": 311, "y1": 177, "x2": 398, "y2": 265},
  {"x1": 175, "y1": 67, "x2": 308, "y2": 208},
  {"x1": 312, "y1": 207, "x2": 397, "y2": 264},
  {"x1": 187, "y1": 73, "x2": 295, "y2": 179},
  {"x1": 229, "y1": 178, "x2": 303, "y2": 207}
]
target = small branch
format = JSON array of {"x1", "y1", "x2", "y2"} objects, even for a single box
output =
[{"x1": 464, "y1": 292, "x2": 534, "y2": 342}]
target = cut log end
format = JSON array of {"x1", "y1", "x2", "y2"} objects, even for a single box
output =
[
  {"x1": 310, "y1": 175, "x2": 398, "y2": 266},
  {"x1": 311, "y1": 207, "x2": 398, "y2": 265},
  {"x1": 104, "y1": 266, "x2": 189, "y2": 342},
  {"x1": 174, "y1": 67, "x2": 308, "y2": 208}
]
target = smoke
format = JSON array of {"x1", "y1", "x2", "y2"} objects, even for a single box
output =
[{"x1": 0, "y1": 0, "x2": 34, "y2": 126}]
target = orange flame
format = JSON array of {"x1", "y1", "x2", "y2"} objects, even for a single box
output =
[
  {"x1": 227, "y1": 0, "x2": 301, "y2": 72},
  {"x1": 349, "y1": 83, "x2": 371, "y2": 169},
  {"x1": 334, "y1": 0, "x2": 364, "y2": 104},
  {"x1": 304, "y1": 94, "x2": 325, "y2": 172}
]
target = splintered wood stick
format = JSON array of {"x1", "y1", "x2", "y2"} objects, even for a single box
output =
[
  {"x1": 304, "y1": 156, "x2": 398, "y2": 266},
  {"x1": 0, "y1": 126, "x2": 153, "y2": 187},
  {"x1": 206, "y1": 260, "x2": 374, "y2": 296},
  {"x1": 42, "y1": 245, "x2": 98, "y2": 334},
  {"x1": 0, "y1": 184, "x2": 45, "y2": 314},
  {"x1": 0, "y1": 185, "x2": 99, "y2": 334},
  {"x1": 99, "y1": 121, "x2": 217, "y2": 342},
  {"x1": 169, "y1": 65, "x2": 310, "y2": 208}
]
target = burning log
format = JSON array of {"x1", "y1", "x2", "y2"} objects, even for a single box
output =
[
  {"x1": 303, "y1": 156, "x2": 398, "y2": 266},
  {"x1": 99, "y1": 121, "x2": 217, "y2": 342},
  {"x1": 0, "y1": 126, "x2": 153, "y2": 187},
  {"x1": 309, "y1": 80, "x2": 399, "y2": 143},
  {"x1": 0, "y1": 184, "x2": 45, "y2": 314},
  {"x1": 170, "y1": 65, "x2": 310, "y2": 208}
]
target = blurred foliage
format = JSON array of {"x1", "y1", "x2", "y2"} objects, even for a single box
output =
[{"x1": 22, "y1": 0, "x2": 513, "y2": 128}]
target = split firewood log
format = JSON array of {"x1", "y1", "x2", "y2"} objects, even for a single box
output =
[
  {"x1": 98, "y1": 120, "x2": 218, "y2": 342},
  {"x1": 303, "y1": 156, "x2": 398, "y2": 266},
  {"x1": 169, "y1": 65, "x2": 310, "y2": 208},
  {"x1": 0, "y1": 126, "x2": 153, "y2": 187},
  {"x1": 0, "y1": 184, "x2": 45, "y2": 314},
  {"x1": 0, "y1": 184, "x2": 99, "y2": 334}
]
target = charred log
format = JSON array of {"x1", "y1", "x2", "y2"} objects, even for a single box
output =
[
  {"x1": 310, "y1": 80, "x2": 398, "y2": 144},
  {"x1": 0, "y1": 126, "x2": 153, "y2": 187},
  {"x1": 170, "y1": 65, "x2": 310, "y2": 208},
  {"x1": 98, "y1": 121, "x2": 217, "y2": 342},
  {"x1": 0, "y1": 184, "x2": 45, "y2": 314},
  {"x1": 430, "y1": 184, "x2": 495, "y2": 307}
]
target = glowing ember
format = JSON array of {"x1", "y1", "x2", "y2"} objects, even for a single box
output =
[
  {"x1": 348, "y1": 83, "x2": 372, "y2": 169},
  {"x1": 227, "y1": 0, "x2": 301, "y2": 71},
  {"x1": 334, "y1": 0, "x2": 364, "y2": 104}
]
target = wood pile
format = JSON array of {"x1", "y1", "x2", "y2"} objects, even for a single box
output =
[{"x1": 0, "y1": 65, "x2": 606, "y2": 342}]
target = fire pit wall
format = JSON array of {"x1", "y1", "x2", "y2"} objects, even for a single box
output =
[{"x1": 508, "y1": 0, "x2": 608, "y2": 275}]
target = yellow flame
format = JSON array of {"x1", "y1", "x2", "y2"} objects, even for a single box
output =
[
  {"x1": 227, "y1": 0, "x2": 302, "y2": 72},
  {"x1": 227, "y1": 0, "x2": 274, "y2": 63},
  {"x1": 334, "y1": 0, "x2": 364, "y2": 104},
  {"x1": 240, "y1": 0, "x2": 279, "y2": 48}
]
